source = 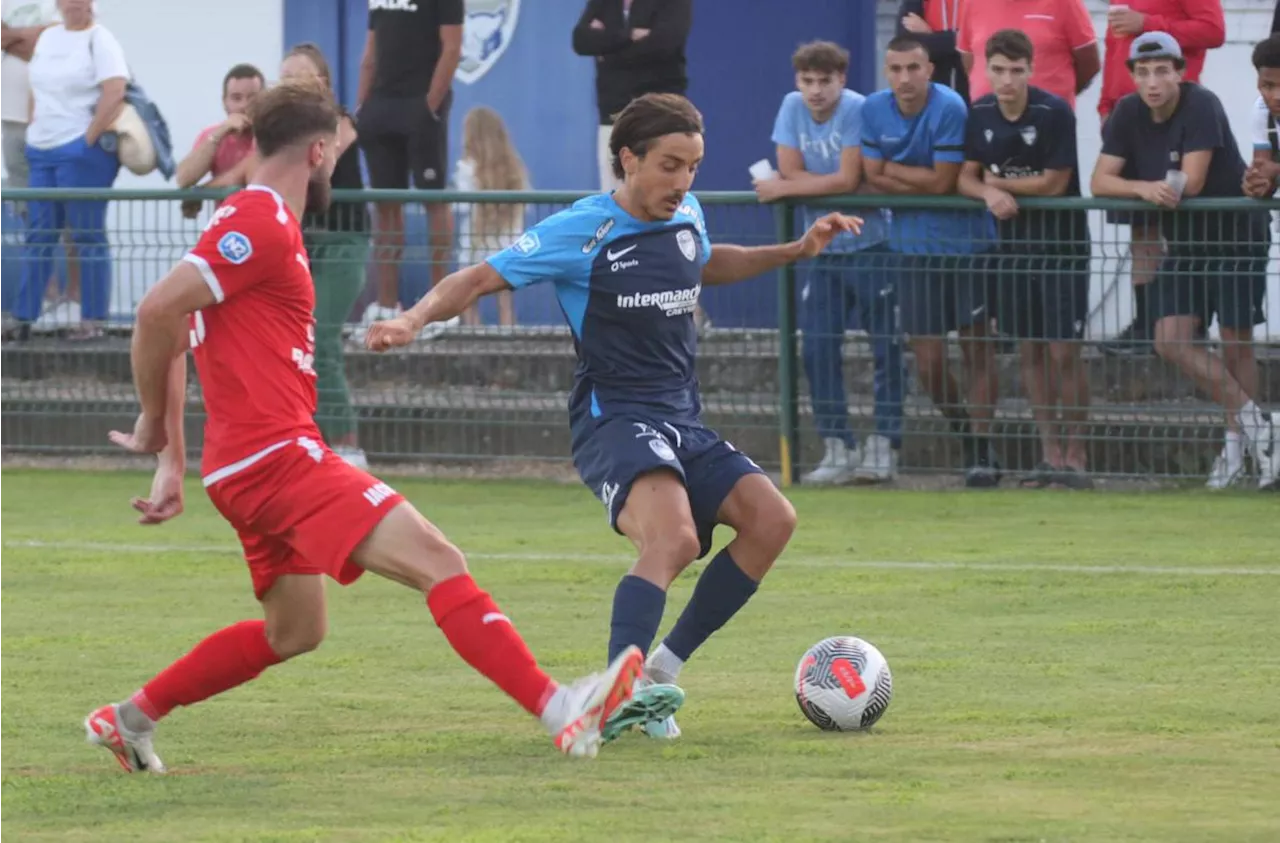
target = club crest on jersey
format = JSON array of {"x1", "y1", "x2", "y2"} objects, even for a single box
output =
[
  {"x1": 984, "y1": 129, "x2": 993, "y2": 143},
  {"x1": 511, "y1": 231, "x2": 540, "y2": 255},
  {"x1": 456, "y1": 0, "x2": 520, "y2": 85},
  {"x1": 217, "y1": 231, "x2": 253, "y2": 265},
  {"x1": 1020, "y1": 126, "x2": 1037, "y2": 146},
  {"x1": 677, "y1": 229, "x2": 697, "y2": 262}
]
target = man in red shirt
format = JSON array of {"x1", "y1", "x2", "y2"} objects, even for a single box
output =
[
  {"x1": 83, "y1": 81, "x2": 642, "y2": 774},
  {"x1": 1098, "y1": 1, "x2": 1224, "y2": 354},
  {"x1": 958, "y1": 0, "x2": 1101, "y2": 108}
]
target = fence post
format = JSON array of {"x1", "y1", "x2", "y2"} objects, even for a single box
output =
[{"x1": 775, "y1": 201, "x2": 800, "y2": 487}]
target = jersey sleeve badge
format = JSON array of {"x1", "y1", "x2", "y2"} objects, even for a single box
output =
[{"x1": 217, "y1": 231, "x2": 254, "y2": 265}]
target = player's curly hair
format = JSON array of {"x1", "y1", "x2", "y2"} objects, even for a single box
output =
[
  {"x1": 792, "y1": 41, "x2": 849, "y2": 75},
  {"x1": 247, "y1": 80, "x2": 340, "y2": 159},
  {"x1": 609, "y1": 93, "x2": 704, "y2": 181}
]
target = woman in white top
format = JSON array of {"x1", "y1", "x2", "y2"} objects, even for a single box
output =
[{"x1": 15, "y1": 0, "x2": 126, "y2": 339}]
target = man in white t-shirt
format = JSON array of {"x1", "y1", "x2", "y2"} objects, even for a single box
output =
[{"x1": 0, "y1": 0, "x2": 57, "y2": 187}]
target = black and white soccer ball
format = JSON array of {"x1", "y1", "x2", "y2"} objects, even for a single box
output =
[{"x1": 794, "y1": 636, "x2": 893, "y2": 731}]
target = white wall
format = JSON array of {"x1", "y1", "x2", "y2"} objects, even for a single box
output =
[{"x1": 92, "y1": 0, "x2": 282, "y2": 314}]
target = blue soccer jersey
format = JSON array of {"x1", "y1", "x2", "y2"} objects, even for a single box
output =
[
  {"x1": 487, "y1": 192, "x2": 713, "y2": 426},
  {"x1": 860, "y1": 82, "x2": 992, "y2": 254}
]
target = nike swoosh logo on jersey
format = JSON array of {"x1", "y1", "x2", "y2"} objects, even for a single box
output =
[{"x1": 606, "y1": 244, "x2": 638, "y2": 261}]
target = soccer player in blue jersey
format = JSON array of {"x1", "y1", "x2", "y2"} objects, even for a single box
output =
[
  {"x1": 861, "y1": 35, "x2": 1001, "y2": 487},
  {"x1": 366, "y1": 93, "x2": 861, "y2": 740},
  {"x1": 757, "y1": 40, "x2": 903, "y2": 486}
]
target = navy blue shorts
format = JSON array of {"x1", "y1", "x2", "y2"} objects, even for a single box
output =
[
  {"x1": 890, "y1": 252, "x2": 991, "y2": 338},
  {"x1": 572, "y1": 416, "x2": 766, "y2": 558}
]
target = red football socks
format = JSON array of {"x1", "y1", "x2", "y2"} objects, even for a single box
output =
[
  {"x1": 427, "y1": 574, "x2": 556, "y2": 716},
  {"x1": 132, "y1": 620, "x2": 283, "y2": 721}
]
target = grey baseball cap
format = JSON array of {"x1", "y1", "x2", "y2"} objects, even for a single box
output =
[{"x1": 1127, "y1": 31, "x2": 1185, "y2": 67}]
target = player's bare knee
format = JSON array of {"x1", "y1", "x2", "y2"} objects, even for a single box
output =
[
  {"x1": 657, "y1": 525, "x2": 702, "y2": 570},
  {"x1": 742, "y1": 495, "x2": 797, "y2": 562},
  {"x1": 266, "y1": 619, "x2": 326, "y2": 660}
]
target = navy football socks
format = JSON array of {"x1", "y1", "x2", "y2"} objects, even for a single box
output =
[
  {"x1": 607, "y1": 574, "x2": 667, "y2": 663},
  {"x1": 661, "y1": 548, "x2": 759, "y2": 661}
]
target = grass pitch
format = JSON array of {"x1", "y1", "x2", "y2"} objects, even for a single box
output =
[{"x1": 2, "y1": 469, "x2": 1278, "y2": 842}]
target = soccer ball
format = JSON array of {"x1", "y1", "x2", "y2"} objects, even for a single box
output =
[{"x1": 794, "y1": 636, "x2": 893, "y2": 731}]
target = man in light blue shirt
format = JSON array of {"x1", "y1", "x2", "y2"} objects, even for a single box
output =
[
  {"x1": 861, "y1": 34, "x2": 1002, "y2": 487},
  {"x1": 757, "y1": 40, "x2": 903, "y2": 486}
]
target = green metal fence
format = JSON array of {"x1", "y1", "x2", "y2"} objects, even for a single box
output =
[{"x1": 2, "y1": 188, "x2": 1277, "y2": 488}]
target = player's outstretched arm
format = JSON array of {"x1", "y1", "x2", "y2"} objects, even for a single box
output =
[
  {"x1": 365, "y1": 262, "x2": 511, "y2": 351},
  {"x1": 702, "y1": 212, "x2": 863, "y2": 286}
]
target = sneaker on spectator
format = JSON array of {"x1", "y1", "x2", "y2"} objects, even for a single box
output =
[
  {"x1": 350, "y1": 302, "x2": 401, "y2": 347},
  {"x1": 964, "y1": 456, "x2": 1003, "y2": 488},
  {"x1": 1240, "y1": 402, "x2": 1279, "y2": 491},
  {"x1": 31, "y1": 299, "x2": 80, "y2": 334},
  {"x1": 1205, "y1": 436, "x2": 1246, "y2": 491},
  {"x1": 803, "y1": 437, "x2": 860, "y2": 486},
  {"x1": 853, "y1": 434, "x2": 897, "y2": 484}
]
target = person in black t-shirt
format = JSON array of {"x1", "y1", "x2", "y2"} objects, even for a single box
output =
[
  {"x1": 1092, "y1": 31, "x2": 1278, "y2": 491},
  {"x1": 354, "y1": 0, "x2": 464, "y2": 343},
  {"x1": 282, "y1": 44, "x2": 372, "y2": 471},
  {"x1": 959, "y1": 29, "x2": 1092, "y2": 489}
]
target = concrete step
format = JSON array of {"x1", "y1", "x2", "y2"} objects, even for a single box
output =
[
  {"x1": 1, "y1": 380, "x2": 1236, "y2": 479},
  {"x1": 4, "y1": 329, "x2": 1278, "y2": 405}
]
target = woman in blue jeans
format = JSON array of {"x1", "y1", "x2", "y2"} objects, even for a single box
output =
[{"x1": 16, "y1": 0, "x2": 127, "y2": 339}]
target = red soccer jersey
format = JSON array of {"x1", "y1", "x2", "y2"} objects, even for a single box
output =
[{"x1": 181, "y1": 185, "x2": 320, "y2": 482}]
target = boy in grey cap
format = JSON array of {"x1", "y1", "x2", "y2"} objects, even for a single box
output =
[{"x1": 1090, "y1": 31, "x2": 1278, "y2": 490}]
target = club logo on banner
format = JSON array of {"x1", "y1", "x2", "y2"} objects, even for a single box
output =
[{"x1": 457, "y1": 0, "x2": 521, "y2": 85}]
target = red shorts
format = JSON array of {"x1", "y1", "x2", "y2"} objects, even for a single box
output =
[{"x1": 204, "y1": 437, "x2": 406, "y2": 600}]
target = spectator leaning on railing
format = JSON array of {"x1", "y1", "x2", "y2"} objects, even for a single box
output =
[
  {"x1": 959, "y1": 29, "x2": 1092, "y2": 489},
  {"x1": 14, "y1": 0, "x2": 125, "y2": 341},
  {"x1": 756, "y1": 40, "x2": 902, "y2": 486},
  {"x1": 1245, "y1": 35, "x2": 1280, "y2": 199},
  {"x1": 281, "y1": 43, "x2": 373, "y2": 473},
  {"x1": 1097, "y1": 0, "x2": 1224, "y2": 356},
  {"x1": 861, "y1": 35, "x2": 1000, "y2": 489},
  {"x1": 174, "y1": 63, "x2": 263, "y2": 218},
  {"x1": 1091, "y1": 32, "x2": 1278, "y2": 492}
]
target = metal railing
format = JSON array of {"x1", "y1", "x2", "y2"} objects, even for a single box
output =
[{"x1": 2, "y1": 187, "x2": 1277, "y2": 488}]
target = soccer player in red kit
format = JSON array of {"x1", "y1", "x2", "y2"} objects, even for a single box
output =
[{"x1": 83, "y1": 81, "x2": 642, "y2": 772}]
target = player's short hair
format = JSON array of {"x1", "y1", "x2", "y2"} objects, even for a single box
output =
[
  {"x1": 609, "y1": 93, "x2": 704, "y2": 180},
  {"x1": 985, "y1": 29, "x2": 1034, "y2": 63},
  {"x1": 792, "y1": 40, "x2": 850, "y2": 75},
  {"x1": 1253, "y1": 34, "x2": 1280, "y2": 70},
  {"x1": 247, "y1": 81, "x2": 340, "y2": 159},
  {"x1": 885, "y1": 35, "x2": 927, "y2": 57},
  {"x1": 222, "y1": 63, "x2": 264, "y2": 97}
]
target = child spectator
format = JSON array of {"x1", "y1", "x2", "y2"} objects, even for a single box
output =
[{"x1": 452, "y1": 106, "x2": 528, "y2": 328}]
